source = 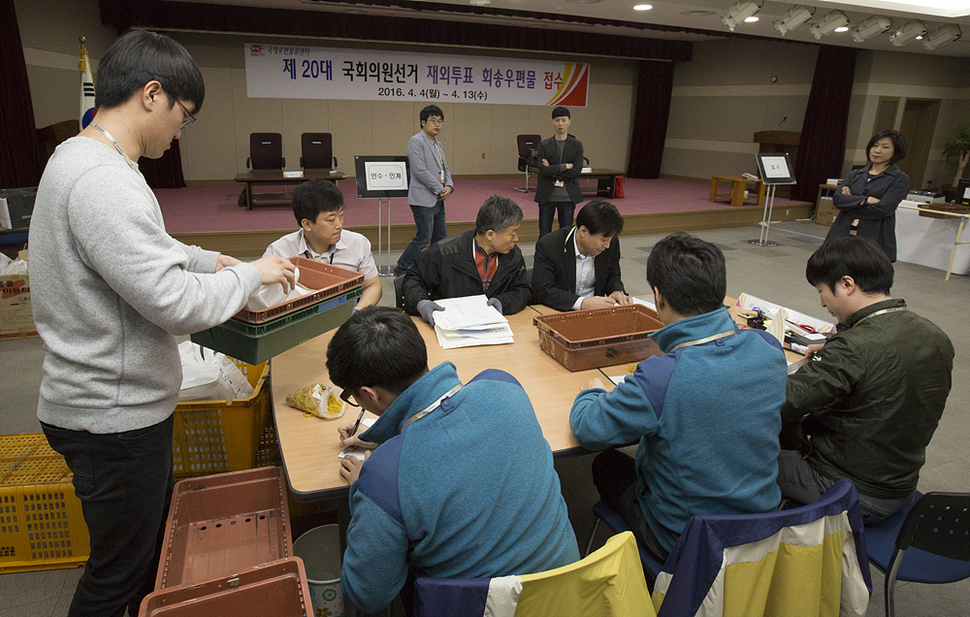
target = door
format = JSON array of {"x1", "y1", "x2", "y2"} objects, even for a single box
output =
[{"x1": 897, "y1": 99, "x2": 941, "y2": 191}]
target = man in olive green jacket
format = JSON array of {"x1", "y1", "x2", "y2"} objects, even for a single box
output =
[{"x1": 777, "y1": 236, "x2": 953, "y2": 522}]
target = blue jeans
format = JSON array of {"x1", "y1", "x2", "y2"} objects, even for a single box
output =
[
  {"x1": 397, "y1": 201, "x2": 447, "y2": 271},
  {"x1": 538, "y1": 201, "x2": 575, "y2": 239},
  {"x1": 42, "y1": 416, "x2": 175, "y2": 617}
]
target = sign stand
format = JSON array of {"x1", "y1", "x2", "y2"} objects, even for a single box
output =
[
  {"x1": 748, "y1": 153, "x2": 797, "y2": 248},
  {"x1": 355, "y1": 156, "x2": 410, "y2": 277}
]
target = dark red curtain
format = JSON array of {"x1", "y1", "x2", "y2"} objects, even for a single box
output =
[
  {"x1": 792, "y1": 46, "x2": 857, "y2": 202},
  {"x1": 139, "y1": 140, "x2": 186, "y2": 189},
  {"x1": 0, "y1": 0, "x2": 42, "y2": 188},
  {"x1": 626, "y1": 60, "x2": 674, "y2": 179}
]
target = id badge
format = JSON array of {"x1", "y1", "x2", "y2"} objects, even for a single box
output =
[{"x1": 554, "y1": 180, "x2": 564, "y2": 188}]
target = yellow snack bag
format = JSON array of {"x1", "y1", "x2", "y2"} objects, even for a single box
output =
[{"x1": 285, "y1": 383, "x2": 347, "y2": 419}]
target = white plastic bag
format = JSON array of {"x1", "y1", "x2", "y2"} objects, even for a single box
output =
[{"x1": 178, "y1": 341, "x2": 255, "y2": 402}]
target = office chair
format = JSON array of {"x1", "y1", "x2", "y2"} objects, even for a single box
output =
[
  {"x1": 414, "y1": 531, "x2": 653, "y2": 617},
  {"x1": 514, "y1": 134, "x2": 541, "y2": 193},
  {"x1": 300, "y1": 133, "x2": 337, "y2": 170},
  {"x1": 865, "y1": 491, "x2": 970, "y2": 617},
  {"x1": 246, "y1": 132, "x2": 284, "y2": 171},
  {"x1": 587, "y1": 478, "x2": 871, "y2": 617}
]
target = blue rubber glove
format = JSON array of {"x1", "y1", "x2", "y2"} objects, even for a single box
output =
[
  {"x1": 486, "y1": 297, "x2": 503, "y2": 315},
  {"x1": 417, "y1": 300, "x2": 445, "y2": 326}
]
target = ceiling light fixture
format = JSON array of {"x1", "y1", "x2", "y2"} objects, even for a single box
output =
[
  {"x1": 851, "y1": 16, "x2": 893, "y2": 42},
  {"x1": 922, "y1": 24, "x2": 962, "y2": 50},
  {"x1": 633, "y1": 4, "x2": 653, "y2": 10},
  {"x1": 774, "y1": 5, "x2": 815, "y2": 36},
  {"x1": 890, "y1": 20, "x2": 927, "y2": 46},
  {"x1": 744, "y1": 16, "x2": 759, "y2": 23},
  {"x1": 721, "y1": 0, "x2": 762, "y2": 32},
  {"x1": 810, "y1": 11, "x2": 849, "y2": 39},
  {"x1": 835, "y1": 26, "x2": 850, "y2": 32}
]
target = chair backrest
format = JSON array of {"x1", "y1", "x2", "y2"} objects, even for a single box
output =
[
  {"x1": 516, "y1": 134, "x2": 541, "y2": 172},
  {"x1": 896, "y1": 492, "x2": 970, "y2": 560},
  {"x1": 301, "y1": 132, "x2": 335, "y2": 170},
  {"x1": 249, "y1": 132, "x2": 283, "y2": 170},
  {"x1": 653, "y1": 478, "x2": 871, "y2": 617},
  {"x1": 394, "y1": 275, "x2": 406, "y2": 310},
  {"x1": 414, "y1": 531, "x2": 653, "y2": 617}
]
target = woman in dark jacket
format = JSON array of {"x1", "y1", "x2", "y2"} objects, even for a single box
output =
[{"x1": 827, "y1": 129, "x2": 909, "y2": 261}]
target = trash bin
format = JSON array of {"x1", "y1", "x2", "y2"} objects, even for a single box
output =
[{"x1": 293, "y1": 524, "x2": 355, "y2": 617}]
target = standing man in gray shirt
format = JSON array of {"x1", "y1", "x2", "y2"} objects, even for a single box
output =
[
  {"x1": 29, "y1": 29, "x2": 295, "y2": 617},
  {"x1": 534, "y1": 106, "x2": 584, "y2": 239},
  {"x1": 396, "y1": 104, "x2": 453, "y2": 275}
]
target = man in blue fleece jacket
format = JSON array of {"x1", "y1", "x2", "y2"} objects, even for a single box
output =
[
  {"x1": 570, "y1": 232, "x2": 786, "y2": 561},
  {"x1": 328, "y1": 307, "x2": 579, "y2": 614}
]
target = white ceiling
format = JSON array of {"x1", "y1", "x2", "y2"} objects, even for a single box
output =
[{"x1": 171, "y1": 0, "x2": 970, "y2": 57}]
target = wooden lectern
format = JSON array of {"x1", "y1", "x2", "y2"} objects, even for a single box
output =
[{"x1": 754, "y1": 131, "x2": 799, "y2": 198}]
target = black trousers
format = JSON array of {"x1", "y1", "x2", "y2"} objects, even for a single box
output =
[{"x1": 43, "y1": 415, "x2": 175, "y2": 617}]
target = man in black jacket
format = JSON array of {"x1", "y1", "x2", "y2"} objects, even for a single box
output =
[
  {"x1": 534, "y1": 106, "x2": 584, "y2": 239},
  {"x1": 402, "y1": 195, "x2": 532, "y2": 325},
  {"x1": 533, "y1": 200, "x2": 630, "y2": 311},
  {"x1": 778, "y1": 236, "x2": 953, "y2": 522}
]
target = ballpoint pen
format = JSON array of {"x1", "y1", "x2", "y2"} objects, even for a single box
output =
[{"x1": 347, "y1": 407, "x2": 366, "y2": 438}]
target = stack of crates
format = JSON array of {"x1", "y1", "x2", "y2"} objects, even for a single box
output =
[{"x1": 0, "y1": 434, "x2": 90, "y2": 573}]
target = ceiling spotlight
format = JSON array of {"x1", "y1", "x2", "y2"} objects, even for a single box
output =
[
  {"x1": 851, "y1": 16, "x2": 892, "y2": 42},
  {"x1": 745, "y1": 16, "x2": 759, "y2": 23},
  {"x1": 810, "y1": 10, "x2": 849, "y2": 39},
  {"x1": 890, "y1": 20, "x2": 927, "y2": 46},
  {"x1": 923, "y1": 24, "x2": 962, "y2": 50},
  {"x1": 835, "y1": 26, "x2": 850, "y2": 33},
  {"x1": 774, "y1": 5, "x2": 815, "y2": 36},
  {"x1": 722, "y1": 0, "x2": 762, "y2": 32},
  {"x1": 633, "y1": 4, "x2": 653, "y2": 10}
]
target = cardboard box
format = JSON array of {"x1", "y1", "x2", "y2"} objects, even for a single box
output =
[
  {"x1": 816, "y1": 196, "x2": 838, "y2": 227},
  {"x1": 1, "y1": 250, "x2": 37, "y2": 339}
]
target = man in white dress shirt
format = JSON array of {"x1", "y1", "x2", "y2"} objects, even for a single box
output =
[{"x1": 264, "y1": 179, "x2": 382, "y2": 308}]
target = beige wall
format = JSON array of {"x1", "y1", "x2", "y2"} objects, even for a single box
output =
[{"x1": 17, "y1": 0, "x2": 636, "y2": 182}]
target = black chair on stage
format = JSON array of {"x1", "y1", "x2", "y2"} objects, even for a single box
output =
[
  {"x1": 514, "y1": 134, "x2": 541, "y2": 193},
  {"x1": 246, "y1": 132, "x2": 284, "y2": 171},
  {"x1": 301, "y1": 133, "x2": 337, "y2": 171}
]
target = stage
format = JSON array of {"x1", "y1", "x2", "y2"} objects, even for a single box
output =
[{"x1": 160, "y1": 176, "x2": 813, "y2": 257}]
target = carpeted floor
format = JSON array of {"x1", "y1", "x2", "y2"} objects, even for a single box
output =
[{"x1": 155, "y1": 177, "x2": 809, "y2": 233}]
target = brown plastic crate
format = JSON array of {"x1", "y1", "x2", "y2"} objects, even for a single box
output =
[
  {"x1": 139, "y1": 557, "x2": 311, "y2": 617},
  {"x1": 918, "y1": 202, "x2": 970, "y2": 219},
  {"x1": 156, "y1": 466, "x2": 293, "y2": 590},
  {"x1": 533, "y1": 304, "x2": 665, "y2": 371},
  {"x1": 234, "y1": 257, "x2": 364, "y2": 324}
]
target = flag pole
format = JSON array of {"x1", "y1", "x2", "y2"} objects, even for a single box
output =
[{"x1": 79, "y1": 36, "x2": 97, "y2": 129}]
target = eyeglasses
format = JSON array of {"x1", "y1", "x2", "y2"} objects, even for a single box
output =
[
  {"x1": 426, "y1": 117, "x2": 444, "y2": 125},
  {"x1": 340, "y1": 387, "x2": 360, "y2": 408},
  {"x1": 175, "y1": 99, "x2": 197, "y2": 129}
]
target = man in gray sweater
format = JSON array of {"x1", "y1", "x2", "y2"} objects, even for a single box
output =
[{"x1": 29, "y1": 30, "x2": 295, "y2": 617}]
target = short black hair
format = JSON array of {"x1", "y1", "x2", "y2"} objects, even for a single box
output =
[
  {"x1": 646, "y1": 232, "x2": 726, "y2": 317},
  {"x1": 291, "y1": 179, "x2": 343, "y2": 226},
  {"x1": 576, "y1": 200, "x2": 624, "y2": 237},
  {"x1": 867, "y1": 129, "x2": 907, "y2": 165},
  {"x1": 95, "y1": 29, "x2": 205, "y2": 113},
  {"x1": 475, "y1": 195, "x2": 523, "y2": 235},
  {"x1": 420, "y1": 105, "x2": 444, "y2": 125},
  {"x1": 806, "y1": 236, "x2": 893, "y2": 295},
  {"x1": 551, "y1": 106, "x2": 570, "y2": 119},
  {"x1": 326, "y1": 307, "x2": 428, "y2": 396}
]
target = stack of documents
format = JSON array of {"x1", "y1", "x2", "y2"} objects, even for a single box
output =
[{"x1": 432, "y1": 295, "x2": 514, "y2": 349}]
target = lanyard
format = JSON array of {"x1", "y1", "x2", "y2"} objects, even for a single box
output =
[
  {"x1": 668, "y1": 329, "x2": 736, "y2": 352},
  {"x1": 856, "y1": 306, "x2": 906, "y2": 325},
  {"x1": 401, "y1": 384, "x2": 462, "y2": 431},
  {"x1": 90, "y1": 123, "x2": 137, "y2": 170}
]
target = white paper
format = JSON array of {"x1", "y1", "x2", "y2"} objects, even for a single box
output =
[
  {"x1": 631, "y1": 296, "x2": 657, "y2": 312},
  {"x1": 432, "y1": 295, "x2": 507, "y2": 330},
  {"x1": 435, "y1": 324, "x2": 514, "y2": 349}
]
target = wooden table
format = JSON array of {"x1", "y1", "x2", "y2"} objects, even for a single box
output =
[
  {"x1": 579, "y1": 169, "x2": 624, "y2": 199},
  {"x1": 710, "y1": 176, "x2": 766, "y2": 207},
  {"x1": 234, "y1": 170, "x2": 346, "y2": 210}
]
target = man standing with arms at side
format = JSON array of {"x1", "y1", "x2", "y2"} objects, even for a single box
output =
[
  {"x1": 534, "y1": 106, "x2": 584, "y2": 239},
  {"x1": 778, "y1": 236, "x2": 953, "y2": 522},
  {"x1": 533, "y1": 200, "x2": 631, "y2": 311},
  {"x1": 396, "y1": 104, "x2": 453, "y2": 275},
  {"x1": 570, "y1": 233, "x2": 786, "y2": 561},
  {"x1": 29, "y1": 30, "x2": 295, "y2": 617}
]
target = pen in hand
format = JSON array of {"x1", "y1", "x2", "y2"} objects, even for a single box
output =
[{"x1": 349, "y1": 407, "x2": 366, "y2": 437}]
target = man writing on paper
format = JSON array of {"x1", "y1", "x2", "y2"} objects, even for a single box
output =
[
  {"x1": 29, "y1": 30, "x2": 295, "y2": 617},
  {"x1": 778, "y1": 236, "x2": 953, "y2": 521},
  {"x1": 402, "y1": 195, "x2": 532, "y2": 325},
  {"x1": 570, "y1": 233, "x2": 786, "y2": 561},
  {"x1": 532, "y1": 200, "x2": 631, "y2": 311},
  {"x1": 329, "y1": 307, "x2": 579, "y2": 614},
  {"x1": 264, "y1": 178, "x2": 382, "y2": 309}
]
